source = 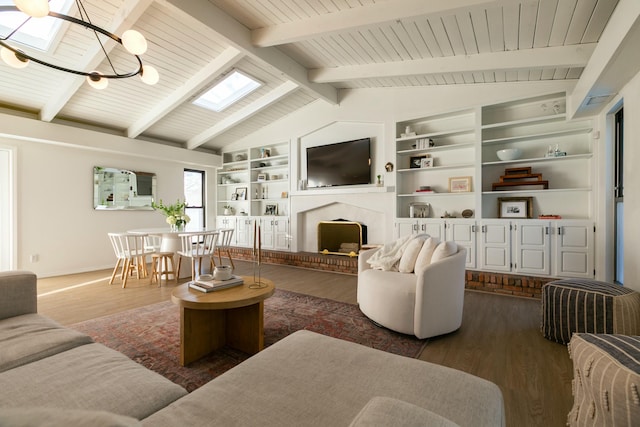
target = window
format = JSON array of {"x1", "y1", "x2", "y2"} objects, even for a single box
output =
[
  {"x1": 0, "y1": 0, "x2": 74, "y2": 51},
  {"x1": 184, "y1": 169, "x2": 205, "y2": 229},
  {"x1": 193, "y1": 70, "x2": 261, "y2": 112}
]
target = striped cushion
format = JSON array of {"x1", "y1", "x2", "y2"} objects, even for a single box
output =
[
  {"x1": 568, "y1": 333, "x2": 640, "y2": 427},
  {"x1": 541, "y1": 279, "x2": 640, "y2": 344}
]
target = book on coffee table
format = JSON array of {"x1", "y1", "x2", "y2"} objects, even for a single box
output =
[{"x1": 189, "y1": 275, "x2": 244, "y2": 293}]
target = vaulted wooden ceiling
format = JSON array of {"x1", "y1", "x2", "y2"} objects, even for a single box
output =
[{"x1": 0, "y1": 0, "x2": 621, "y2": 152}]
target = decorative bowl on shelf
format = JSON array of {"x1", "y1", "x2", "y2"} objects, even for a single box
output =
[{"x1": 496, "y1": 148, "x2": 522, "y2": 161}]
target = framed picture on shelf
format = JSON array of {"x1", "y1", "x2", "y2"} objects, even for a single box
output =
[
  {"x1": 230, "y1": 193, "x2": 239, "y2": 201},
  {"x1": 448, "y1": 176, "x2": 472, "y2": 193},
  {"x1": 235, "y1": 187, "x2": 247, "y2": 200},
  {"x1": 410, "y1": 154, "x2": 429, "y2": 168},
  {"x1": 420, "y1": 157, "x2": 434, "y2": 168},
  {"x1": 265, "y1": 204, "x2": 277, "y2": 215},
  {"x1": 498, "y1": 197, "x2": 533, "y2": 218}
]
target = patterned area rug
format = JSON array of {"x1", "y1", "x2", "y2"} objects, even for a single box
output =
[{"x1": 70, "y1": 289, "x2": 426, "y2": 392}]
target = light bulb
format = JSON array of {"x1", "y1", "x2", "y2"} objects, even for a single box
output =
[
  {"x1": 87, "y1": 72, "x2": 108, "y2": 90},
  {"x1": 14, "y1": 0, "x2": 50, "y2": 18},
  {"x1": 140, "y1": 64, "x2": 159, "y2": 85},
  {"x1": 1, "y1": 46, "x2": 29, "y2": 69},
  {"x1": 121, "y1": 30, "x2": 147, "y2": 55}
]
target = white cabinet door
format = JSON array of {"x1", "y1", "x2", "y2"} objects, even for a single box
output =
[
  {"x1": 447, "y1": 220, "x2": 477, "y2": 269},
  {"x1": 236, "y1": 217, "x2": 256, "y2": 248},
  {"x1": 395, "y1": 219, "x2": 418, "y2": 239},
  {"x1": 514, "y1": 220, "x2": 551, "y2": 276},
  {"x1": 273, "y1": 218, "x2": 290, "y2": 250},
  {"x1": 554, "y1": 221, "x2": 594, "y2": 278},
  {"x1": 418, "y1": 219, "x2": 445, "y2": 240},
  {"x1": 216, "y1": 216, "x2": 236, "y2": 244},
  {"x1": 480, "y1": 221, "x2": 511, "y2": 272}
]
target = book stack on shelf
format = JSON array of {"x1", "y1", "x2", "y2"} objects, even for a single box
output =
[
  {"x1": 415, "y1": 186, "x2": 435, "y2": 193},
  {"x1": 189, "y1": 275, "x2": 244, "y2": 293}
]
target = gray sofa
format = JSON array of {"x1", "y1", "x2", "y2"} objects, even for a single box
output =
[{"x1": 0, "y1": 271, "x2": 505, "y2": 426}]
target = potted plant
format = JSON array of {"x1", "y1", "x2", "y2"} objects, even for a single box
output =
[{"x1": 223, "y1": 205, "x2": 234, "y2": 215}]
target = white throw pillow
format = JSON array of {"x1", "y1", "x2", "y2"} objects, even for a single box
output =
[
  {"x1": 413, "y1": 237, "x2": 440, "y2": 273},
  {"x1": 430, "y1": 241, "x2": 458, "y2": 264},
  {"x1": 398, "y1": 237, "x2": 426, "y2": 273}
]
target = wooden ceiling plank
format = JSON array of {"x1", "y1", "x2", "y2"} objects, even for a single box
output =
[
  {"x1": 39, "y1": 0, "x2": 154, "y2": 122},
  {"x1": 456, "y1": 12, "x2": 480, "y2": 55},
  {"x1": 186, "y1": 80, "x2": 299, "y2": 149},
  {"x1": 486, "y1": 4, "x2": 505, "y2": 51},
  {"x1": 127, "y1": 47, "x2": 244, "y2": 138},
  {"x1": 251, "y1": 0, "x2": 493, "y2": 46},
  {"x1": 503, "y1": 2, "x2": 521, "y2": 51},
  {"x1": 519, "y1": 0, "x2": 539, "y2": 49},
  {"x1": 442, "y1": 15, "x2": 467, "y2": 56},
  {"x1": 470, "y1": 8, "x2": 491, "y2": 53},
  {"x1": 582, "y1": 0, "x2": 619, "y2": 42},
  {"x1": 534, "y1": 0, "x2": 559, "y2": 48},
  {"x1": 308, "y1": 43, "x2": 596, "y2": 81},
  {"x1": 548, "y1": 0, "x2": 578, "y2": 46},
  {"x1": 163, "y1": 0, "x2": 337, "y2": 104}
]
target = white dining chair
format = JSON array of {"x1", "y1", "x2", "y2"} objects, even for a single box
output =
[
  {"x1": 215, "y1": 228, "x2": 235, "y2": 268},
  {"x1": 176, "y1": 232, "x2": 219, "y2": 282},
  {"x1": 108, "y1": 232, "x2": 154, "y2": 288}
]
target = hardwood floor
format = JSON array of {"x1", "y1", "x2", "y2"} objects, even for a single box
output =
[{"x1": 36, "y1": 260, "x2": 572, "y2": 427}]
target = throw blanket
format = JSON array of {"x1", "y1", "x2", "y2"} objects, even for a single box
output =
[{"x1": 366, "y1": 234, "x2": 417, "y2": 271}]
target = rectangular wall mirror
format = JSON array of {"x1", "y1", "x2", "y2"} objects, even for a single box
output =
[{"x1": 93, "y1": 166, "x2": 156, "y2": 210}]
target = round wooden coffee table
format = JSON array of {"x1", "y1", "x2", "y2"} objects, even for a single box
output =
[{"x1": 171, "y1": 276, "x2": 275, "y2": 366}]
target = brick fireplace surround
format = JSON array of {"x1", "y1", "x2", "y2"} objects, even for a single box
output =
[{"x1": 226, "y1": 247, "x2": 555, "y2": 299}]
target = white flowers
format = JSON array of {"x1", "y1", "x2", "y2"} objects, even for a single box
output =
[{"x1": 152, "y1": 199, "x2": 190, "y2": 230}]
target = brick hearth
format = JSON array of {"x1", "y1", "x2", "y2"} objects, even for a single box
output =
[{"x1": 227, "y1": 248, "x2": 555, "y2": 299}]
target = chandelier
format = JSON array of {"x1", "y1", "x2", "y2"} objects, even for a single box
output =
[{"x1": 0, "y1": 0, "x2": 159, "y2": 89}]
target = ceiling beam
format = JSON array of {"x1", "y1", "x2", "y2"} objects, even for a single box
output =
[
  {"x1": 308, "y1": 44, "x2": 597, "y2": 82},
  {"x1": 39, "y1": 0, "x2": 154, "y2": 122},
  {"x1": 186, "y1": 81, "x2": 299, "y2": 150},
  {"x1": 127, "y1": 47, "x2": 244, "y2": 138},
  {"x1": 161, "y1": 0, "x2": 337, "y2": 105},
  {"x1": 251, "y1": 0, "x2": 492, "y2": 47}
]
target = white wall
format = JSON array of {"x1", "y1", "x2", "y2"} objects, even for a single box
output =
[{"x1": 0, "y1": 114, "x2": 220, "y2": 278}]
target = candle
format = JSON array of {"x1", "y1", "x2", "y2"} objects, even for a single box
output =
[
  {"x1": 258, "y1": 224, "x2": 261, "y2": 264},
  {"x1": 253, "y1": 220, "x2": 257, "y2": 254}
]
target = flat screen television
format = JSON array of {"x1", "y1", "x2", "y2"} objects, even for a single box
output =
[{"x1": 306, "y1": 137, "x2": 371, "y2": 188}]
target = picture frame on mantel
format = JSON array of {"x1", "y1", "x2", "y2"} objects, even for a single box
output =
[{"x1": 498, "y1": 197, "x2": 533, "y2": 218}]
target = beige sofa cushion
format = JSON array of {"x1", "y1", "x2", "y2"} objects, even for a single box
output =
[
  {"x1": 350, "y1": 396, "x2": 460, "y2": 427},
  {"x1": 0, "y1": 313, "x2": 93, "y2": 373},
  {"x1": 414, "y1": 237, "x2": 440, "y2": 273},
  {"x1": 431, "y1": 241, "x2": 458, "y2": 264},
  {"x1": 0, "y1": 408, "x2": 141, "y2": 427},
  {"x1": 398, "y1": 236, "x2": 426, "y2": 273}
]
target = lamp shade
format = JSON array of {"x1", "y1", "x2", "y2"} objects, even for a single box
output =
[
  {"x1": 121, "y1": 30, "x2": 147, "y2": 55},
  {"x1": 1, "y1": 47, "x2": 29, "y2": 69},
  {"x1": 86, "y1": 72, "x2": 108, "y2": 89},
  {"x1": 14, "y1": 0, "x2": 50, "y2": 18},
  {"x1": 140, "y1": 65, "x2": 159, "y2": 85}
]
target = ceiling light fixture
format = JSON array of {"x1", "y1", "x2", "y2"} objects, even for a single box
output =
[{"x1": 0, "y1": 0, "x2": 159, "y2": 89}]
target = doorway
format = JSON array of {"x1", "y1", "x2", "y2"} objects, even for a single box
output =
[{"x1": 614, "y1": 108, "x2": 624, "y2": 284}]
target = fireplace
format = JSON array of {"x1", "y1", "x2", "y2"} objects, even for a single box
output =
[{"x1": 317, "y1": 220, "x2": 368, "y2": 256}]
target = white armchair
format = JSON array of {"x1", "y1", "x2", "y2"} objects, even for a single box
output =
[{"x1": 357, "y1": 245, "x2": 467, "y2": 339}]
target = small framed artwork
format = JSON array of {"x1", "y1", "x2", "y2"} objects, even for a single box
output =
[
  {"x1": 235, "y1": 187, "x2": 247, "y2": 200},
  {"x1": 498, "y1": 197, "x2": 533, "y2": 218},
  {"x1": 420, "y1": 157, "x2": 434, "y2": 168},
  {"x1": 410, "y1": 155, "x2": 427, "y2": 168},
  {"x1": 265, "y1": 204, "x2": 277, "y2": 215},
  {"x1": 449, "y1": 176, "x2": 472, "y2": 193},
  {"x1": 281, "y1": 191, "x2": 288, "y2": 198},
  {"x1": 257, "y1": 173, "x2": 267, "y2": 182},
  {"x1": 230, "y1": 193, "x2": 239, "y2": 201}
]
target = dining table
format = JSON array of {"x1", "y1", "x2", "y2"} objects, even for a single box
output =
[{"x1": 128, "y1": 227, "x2": 218, "y2": 279}]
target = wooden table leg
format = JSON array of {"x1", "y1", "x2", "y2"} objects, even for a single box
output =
[
  {"x1": 226, "y1": 301, "x2": 265, "y2": 354},
  {"x1": 179, "y1": 306, "x2": 226, "y2": 366}
]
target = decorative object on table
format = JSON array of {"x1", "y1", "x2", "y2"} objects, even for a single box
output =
[
  {"x1": 461, "y1": 209, "x2": 474, "y2": 218},
  {"x1": 420, "y1": 157, "x2": 434, "y2": 168},
  {"x1": 188, "y1": 274, "x2": 244, "y2": 293},
  {"x1": 448, "y1": 176, "x2": 472, "y2": 193},
  {"x1": 235, "y1": 187, "x2": 247, "y2": 200},
  {"x1": 385, "y1": 162, "x2": 394, "y2": 172},
  {"x1": 498, "y1": 197, "x2": 533, "y2": 218},
  {"x1": 265, "y1": 204, "x2": 277, "y2": 215},
  {"x1": 496, "y1": 148, "x2": 522, "y2": 161},
  {"x1": 257, "y1": 173, "x2": 267, "y2": 182},
  {"x1": 410, "y1": 155, "x2": 428, "y2": 168},
  {"x1": 151, "y1": 199, "x2": 190, "y2": 231},
  {"x1": 0, "y1": 0, "x2": 159, "y2": 89},
  {"x1": 409, "y1": 203, "x2": 430, "y2": 218},
  {"x1": 251, "y1": 221, "x2": 266, "y2": 288},
  {"x1": 492, "y1": 166, "x2": 548, "y2": 191}
]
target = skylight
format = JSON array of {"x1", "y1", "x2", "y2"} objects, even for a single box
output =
[
  {"x1": 0, "y1": 0, "x2": 74, "y2": 51},
  {"x1": 193, "y1": 70, "x2": 261, "y2": 112}
]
